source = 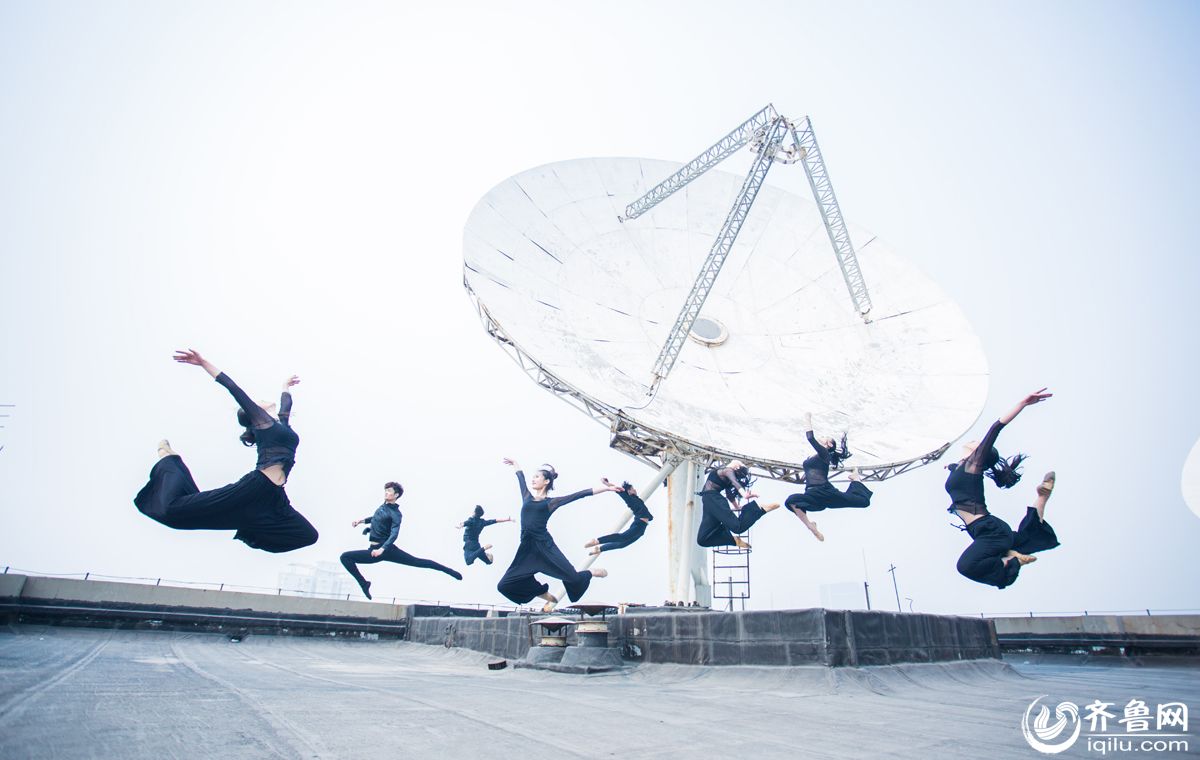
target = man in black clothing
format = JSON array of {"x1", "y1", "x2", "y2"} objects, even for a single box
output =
[{"x1": 340, "y1": 481, "x2": 462, "y2": 599}]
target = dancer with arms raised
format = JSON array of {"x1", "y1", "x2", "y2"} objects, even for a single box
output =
[
  {"x1": 496, "y1": 459, "x2": 619, "y2": 612},
  {"x1": 784, "y1": 412, "x2": 873, "y2": 542},
  {"x1": 135, "y1": 349, "x2": 318, "y2": 553}
]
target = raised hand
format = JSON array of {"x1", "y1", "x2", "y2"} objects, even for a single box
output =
[
  {"x1": 502, "y1": 457, "x2": 518, "y2": 468},
  {"x1": 599, "y1": 479, "x2": 622, "y2": 492},
  {"x1": 173, "y1": 349, "x2": 206, "y2": 366},
  {"x1": 283, "y1": 375, "x2": 301, "y2": 390},
  {"x1": 1021, "y1": 388, "x2": 1053, "y2": 407}
]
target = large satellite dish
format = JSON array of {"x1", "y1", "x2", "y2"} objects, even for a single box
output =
[{"x1": 463, "y1": 109, "x2": 987, "y2": 482}]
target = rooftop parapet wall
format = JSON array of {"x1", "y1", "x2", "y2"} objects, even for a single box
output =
[
  {"x1": 408, "y1": 608, "x2": 1001, "y2": 667},
  {"x1": 993, "y1": 614, "x2": 1200, "y2": 654},
  {"x1": 0, "y1": 575, "x2": 408, "y2": 637}
]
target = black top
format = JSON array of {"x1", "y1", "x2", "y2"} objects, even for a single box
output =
[
  {"x1": 702, "y1": 467, "x2": 739, "y2": 494},
  {"x1": 362, "y1": 503, "x2": 402, "y2": 547},
  {"x1": 462, "y1": 515, "x2": 497, "y2": 544},
  {"x1": 516, "y1": 471, "x2": 593, "y2": 540},
  {"x1": 216, "y1": 372, "x2": 298, "y2": 477},
  {"x1": 617, "y1": 489, "x2": 653, "y2": 522},
  {"x1": 803, "y1": 431, "x2": 831, "y2": 487},
  {"x1": 945, "y1": 420, "x2": 1006, "y2": 510}
]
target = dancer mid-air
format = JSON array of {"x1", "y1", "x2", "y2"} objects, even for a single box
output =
[
  {"x1": 341, "y1": 482, "x2": 462, "y2": 599},
  {"x1": 947, "y1": 389, "x2": 1060, "y2": 589},
  {"x1": 496, "y1": 459, "x2": 620, "y2": 612},
  {"x1": 134, "y1": 349, "x2": 318, "y2": 553},
  {"x1": 584, "y1": 479, "x2": 653, "y2": 556},
  {"x1": 696, "y1": 461, "x2": 779, "y2": 549},
  {"x1": 784, "y1": 412, "x2": 873, "y2": 542},
  {"x1": 455, "y1": 505, "x2": 513, "y2": 566}
]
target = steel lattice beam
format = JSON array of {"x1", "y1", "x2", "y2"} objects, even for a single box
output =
[
  {"x1": 793, "y1": 116, "x2": 873, "y2": 319},
  {"x1": 620, "y1": 104, "x2": 778, "y2": 222},
  {"x1": 648, "y1": 116, "x2": 791, "y2": 392}
]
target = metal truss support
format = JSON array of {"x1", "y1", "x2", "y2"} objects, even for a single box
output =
[
  {"x1": 792, "y1": 116, "x2": 873, "y2": 320},
  {"x1": 647, "y1": 116, "x2": 792, "y2": 393},
  {"x1": 620, "y1": 104, "x2": 778, "y2": 222}
]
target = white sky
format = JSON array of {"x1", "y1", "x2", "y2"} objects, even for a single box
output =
[{"x1": 2, "y1": 1, "x2": 1198, "y2": 616}]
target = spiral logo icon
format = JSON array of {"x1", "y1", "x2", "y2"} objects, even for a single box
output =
[{"x1": 1022, "y1": 696, "x2": 1082, "y2": 754}]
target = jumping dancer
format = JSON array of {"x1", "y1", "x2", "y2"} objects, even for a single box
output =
[
  {"x1": 584, "y1": 479, "x2": 653, "y2": 556},
  {"x1": 784, "y1": 413, "x2": 873, "y2": 542},
  {"x1": 948, "y1": 389, "x2": 1060, "y2": 589},
  {"x1": 134, "y1": 349, "x2": 318, "y2": 553},
  {"x1": 455, "y1": 505, "x2": 513, "y2": 566},
  {"x1": 696, "y1": 461, "x2": 779, "y2": 549},
  {"x1": 340, "y1": 482, "x2": 462, "y2": 599},
  {"x1": 496, "y1": 458, "x2": 620, "y2": 612}
]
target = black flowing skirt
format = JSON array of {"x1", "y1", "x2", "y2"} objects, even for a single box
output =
[
  {"x1": 956, "y1": 507, "x2": 1060, "y2": 589},
  {"x1": 496, "y1": 532, "x2": 590, "y2": 605},
  {"x1": 134, "y1": 454, "x2": 318, "y2": 553},
  {"x1": 785, "y1": 481, "x2": 873, "y2": 513},
  {"x1": 696, "y1": 491, "x2": 766, "y2": 547}
]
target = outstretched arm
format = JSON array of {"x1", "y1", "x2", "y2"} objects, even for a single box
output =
[
  {"x1": 504, "y1": 458, "x2": 530, "y2": 501},
  {"x1": 999, "y1": 389, "x2": 1052, "y2": 425},
  {"x1": 965, "y1": 389, "x2": 1052, "y2": 473},
  {"x1": 547, "y1": 479, "x2": 621, "y2": 512},
  {"x1": 278, "y1": 375, "x2": 299, "y2": 426},
  {"x1": 805, "y1": 413, "x2": 830, "y2": 458},
  {"x1": 176, "y1": 349, "x2": 272, "y2": 429}
]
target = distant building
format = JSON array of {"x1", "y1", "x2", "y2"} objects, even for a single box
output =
[
  {"x1": 278, "y1": 561, "x2": 355, "y2": 599},
  {"x1": 819, "y1": 581, "x2": 869, "y2": 610}
]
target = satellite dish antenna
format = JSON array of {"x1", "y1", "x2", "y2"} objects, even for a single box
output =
[
  {"x1": 1182, "y1": 437, "x2": 1200, "y2": 520},
  {"x1": 463, "y1": 105, "x2": 987, "y2": 606}
]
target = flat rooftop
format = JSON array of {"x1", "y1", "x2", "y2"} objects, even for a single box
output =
[{"x1": 2, "y1": 626, "x2": 1197, "y2": 759}]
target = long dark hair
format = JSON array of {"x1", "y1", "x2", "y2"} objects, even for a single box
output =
[
  {"x1": 828, "y1": 433, "x2": 852, "y2": 469},
  {"x1": 237, "y1": 410, "x2": 255, "y2": 447},
  {"x1": 982, "y1": 447, "x2": 1026, "y2": 489},
  {"x1": 711, "y1": 463, "x2": 755, "y2": 501}
]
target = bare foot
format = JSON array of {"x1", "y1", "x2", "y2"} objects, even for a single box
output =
[
  {"x1": 590, "y1": 568, "x2": 608, "y2": 578},
  {"x1": 761, "y1": 502, "x2": 781, "y2": 513},
  {"x1": 1006, "y1": 550, "x2": 1037, "y2": 565},
  {"x1": 1037, "y1": 471, "x2": 1056, "y2": 498},
  {"x1": 733, "y1": 536, "x2": 751, "y2": 550},
  {"x1": 807, "y1": 522, "x2": 825, "y2": 542},
  {"x1": 584, "y1": 538, "x2": 599, "y2": 548},
  {"x1": 589, "y1": 547, "x2": 601, "y2": 556},
  {"x1": 157, "y1": 439, "x2": 177, "y2": 459},
  {"x1": 483, "y1": 543, "x2": 493, "y2": 551},
  {"x1": 485, "y1": 552, "x2": 494, "y2": 563},
  {"x1": 847, "y1": 468, "x2": 862, "y2": 482},
  {"x1": 540, "y1": 594, "x2": 558, "y2": 613}
]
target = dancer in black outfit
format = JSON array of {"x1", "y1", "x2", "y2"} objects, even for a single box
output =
[
  {"x1": 496, "y1": 458, "x2": 620, "y2": 612},
  {"x1": 584, "y1": 479, "x2": 653, "y2": 556},
  {"x1": 948, "y1": 389, "x2": 1060, "y2": 589},
  {"x1": 784, "y1": 412, "x2": 873, "y2": 542},
  {"x1": 455, "y1": 506, "x2": 513, "y2": 566},
  {"x1": 696, "y1": 460, "x2": 779, "y2": 549},
  {"x1": 340, "y1": 482, "x2": 463, "y2": 599},
  {"x1": 134, "y1": 349, "x2": 318, "y2": 553}
]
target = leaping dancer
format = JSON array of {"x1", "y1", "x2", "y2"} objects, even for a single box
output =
[
  {"x1": 948, "y1": 389, "x2": 1060, "y2": 589},
  {"x1": 784, "y1": 412, "x2": 873, "y2": 541},
  {"x1": 340, "y1": 481, "x2": 462, "y2": 600},
  {"x1": 456, "y1": 505, "x2": 513, "y2": 566},
  {"x1": 584, "y1": 479, "x2": 653, "y2": 556},
  {"x1": 696, "y1": 461, "x2": 779, "y2": 549},
  {"x1": 496, "y1": 458, "x2": 620, "y2": 612},
  {"x1": 134, "y1": 349, "x2": 318, "y2": 553}
]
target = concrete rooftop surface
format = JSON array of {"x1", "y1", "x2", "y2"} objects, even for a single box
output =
[{"x1": 1, "y1": 626, "x2": 1198, "y2": 759}]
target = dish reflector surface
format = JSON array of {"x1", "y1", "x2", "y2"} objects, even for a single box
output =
[{"x1": 464, "y1": 158, "x2": 987, "y2": 471}]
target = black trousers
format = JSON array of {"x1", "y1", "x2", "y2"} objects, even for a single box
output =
[
  {"x1": 464, "y1": 541, "x2": 492, "y2": 566},
  {"x1": 596, "y1": 519, "x2": 648, "y2": 553},
  {"x1": 340, "y1": 545, "x2": 461, "y2": 586},
  {"x1": 496, "y1": 534, "x2": 591, "y2": 605},
  {"x1": 134, "y1": 455, "x2": 318, "y2": 553},
  {"x1": 785, "y1": 481, "x2": 873, "y2": 513},
  {"x1": 696, "y1": 491, "x2": 766, "y2": 548},
  {"x1": 956, "y1": 507, "x2": 1061, "y2": 589}
]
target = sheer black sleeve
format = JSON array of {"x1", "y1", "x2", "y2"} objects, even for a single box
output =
[
  {"x1": 215, "y1": 373, "x2": 273, "y2": 430},
  {"x1": 278, "y1": 391, "x2": 293, "y2": 427},
  {"x1": 806, "y1": 430, "x2": 830, "y2": 461},
  {"x1": 516, "y1": 471, "x2": 531, "y2": 502},
  {"x1": 964, "y1": 420, "x2": 1006, "y2": 474},
  {"x1": 547, "y1": 489, "x2": 594, "y2": 513}
]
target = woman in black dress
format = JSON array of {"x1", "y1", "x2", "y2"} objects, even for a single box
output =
[
  {"x1": 948, "y1": 389, "x2": 1060, "y2": 589},
  {"x1": 584, "y1": 479, "x2": 653, "y2": 556},
  {"x1": 455, "y1": 505, "x2": 513, "y2": 566},
  {"x1": 784, "y1": 412, "x2": 873, "y2": 542},
  {"x1": 496, "y1": 458, "x2": 620, "y2": 612},
  {"x1": 134, "y1": 349, "x2": 318, "y2": 553},
  {"x1": 696, "y1": 460, "x2": 779, "y2": 550}
]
